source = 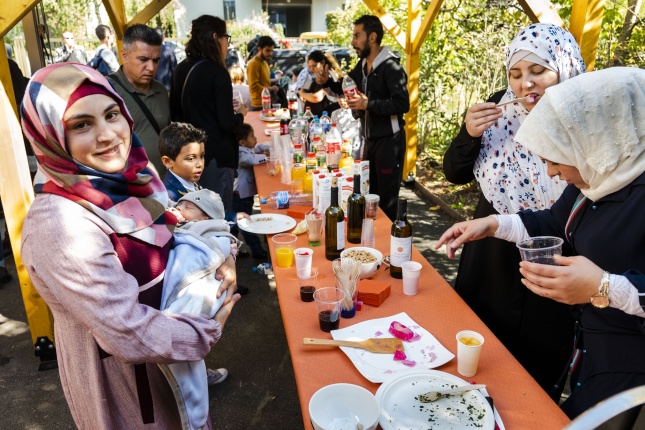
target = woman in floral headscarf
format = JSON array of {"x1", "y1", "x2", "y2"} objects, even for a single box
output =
[
  {"x1": 442, "y1": 23, "x2": 586, "y2": 398},
  {"x1": 20, "y1": 62, "x2": 239, "y2": 429}
]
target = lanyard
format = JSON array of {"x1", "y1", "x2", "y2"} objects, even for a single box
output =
[{"x1": 564, "y1": 193, "x2": 588, "y2": 243}]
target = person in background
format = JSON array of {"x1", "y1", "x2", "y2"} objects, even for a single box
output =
[
  {"x1": 437, "y1": 67, "x2": 645, "y2": 424},
  {"x1": 274, "y1": 69, "x2": 290, "y2": 94},
  {"x1": 108, "y1": 24, "x2": 170, "y2": 174},
  {"x1": 54, "y1": 32, "x2": 88, "y2": 64},
  {"x1": 170, "y1": 15, "x2": 248, "y2": 214},
  {"x1": 442, "y1": 23, "x2": 586, "y2": 398},
  {"x1": 229, "y1": 65, "x2": 252, "y2": 108},
  {"x1": 299, "y1": 50, "x2": 341, "y2": 117},
  {"x1": 88, "y1": 24, "x2": 119, "y2": 76},
  {"x1": 233, "y1": 123, "x2": 269, "y2": 260},
  {"x1": 316, "y1": 15, "x2": 409, "y2": 221},
  {"x1": 295, "y1": 50, "x2": 314, "y2": 91},
  {"x1": 154, "y1": 27, "x2": 177, "y2": 92},
  {"x1": 247, "y1": 35, "x2": 278, "y2": 111},
  {"x1": 20, "y1": 62, "x2": 239, "y2": 429}
]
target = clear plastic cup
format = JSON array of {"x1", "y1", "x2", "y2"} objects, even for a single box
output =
[
  {"x1": 313, "y1": 287, "x2": 345, "y2": 332},
  {"x1": 272, "y1": 233, "x2": 297, "y2": 268},
  {"x1": 360, "y1": 218, "x2": 375, "y2": 248},
  {"x1": 297, "y1": 268, "x2": 318, "y2": 302},
  {"x1": 365, "y1": 194, "x2": 380, "y2": 219},
  {"x1": 516, "y1": 236, "x2": 563, "y2": 265}
]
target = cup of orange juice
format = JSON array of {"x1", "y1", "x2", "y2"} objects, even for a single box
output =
[
  {"x1": 456, "y1": 330, "x2": 485, "y2": 377},
  {"x1": 272, "y1": 233, "x2": 297, "y2": 268}
]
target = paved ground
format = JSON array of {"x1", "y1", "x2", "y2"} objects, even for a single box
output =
[{"x1": 0, "y1": 183, "x2": 461, "y2": 429}]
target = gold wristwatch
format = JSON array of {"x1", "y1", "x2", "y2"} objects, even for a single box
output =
[{"x1": 590, "y1": 271, "x2": 610, "y2": 309}]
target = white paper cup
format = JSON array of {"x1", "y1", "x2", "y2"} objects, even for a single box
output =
[
  {"x1": 401, "y1": 261, "x2": 422, "y2": 296},
  {"x1": 456, "y1": 330, "x2": 485, "y2": 377},
  {"x1": 294, "y1": 248, "x2": 313, "y2": 276}
]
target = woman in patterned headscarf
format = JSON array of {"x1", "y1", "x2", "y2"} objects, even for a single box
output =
[
  {"x1": 20, "y1": 62, "x2": 239, "y2": 429},
  {"x1": 442, "y1": 23, "x2": 586, "y2": 398}
]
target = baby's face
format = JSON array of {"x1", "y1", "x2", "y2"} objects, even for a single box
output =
[{"x1": 175, "y1": 200, "x2": 209, "y2": 221}]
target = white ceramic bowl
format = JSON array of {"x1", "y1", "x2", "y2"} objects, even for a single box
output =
[
  {"x1": 340, "y1": 247, "x2": 383, "y2": 279},
  {"x1": 309, "y1": 383, "x2": 380, "y2": 430}
]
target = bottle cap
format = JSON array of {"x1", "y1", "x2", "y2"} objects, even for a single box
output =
[
  {"x1": 322, "y1": 111, "x2": 328, "y2": 115},
  {"x1": 332, "y1": 123, "x2": 337, "y2": 127},
  {"x1": 261, "y1": 198, "x2": 267, "y2": 204},
  {"x1": 307, "y1": 152, "x2": 315, "y2": 157}
]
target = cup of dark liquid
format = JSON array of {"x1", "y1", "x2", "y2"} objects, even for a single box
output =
[
  {"x1": 313, "y1": 287, "x2": 345, "y2": 332},
  {"x1": 297, "y1": 267, "x2": 318, "y2": 302},
  {"x1": 516, "y1": 236, "x2": 564, "y2": 265}
]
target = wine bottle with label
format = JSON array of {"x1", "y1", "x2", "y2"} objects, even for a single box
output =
[
  {"x1": 325, "y1": 176, "x2": 345, "y2": 260},
  {"x1": 390, "y1": 198, "x2": 412, "y2": 278},
  {"x1": 346, "y1": 164, "x2": 365, "y2": 244}
]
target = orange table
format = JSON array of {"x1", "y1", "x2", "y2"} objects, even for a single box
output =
[{"x1": 248, "y1": 112, "x2": 570, "y2": 429}]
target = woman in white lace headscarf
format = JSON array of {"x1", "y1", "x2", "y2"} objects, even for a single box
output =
[
  {"x1": 438, "y1": 67, "x2": 645, "y2": 421},
  {"x1": 442, "y1": 23, "x2": 586, "y2": 398}
]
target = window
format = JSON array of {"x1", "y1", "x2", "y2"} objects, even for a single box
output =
[{"x1": 223, "y1": 1, "x2": 236, "y2": 21}]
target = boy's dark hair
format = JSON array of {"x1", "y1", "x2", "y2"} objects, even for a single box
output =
[
  {"x1": 354, "y1": 15, "x2": 384, "y2": 45},
  {"x1": 257, "y1": 36, "x2": 276, "y2": 50},
  {"x1": 292, "y1": 67, "x2": 303, "y2": 79},
  {"x1": 95, "y1": 25, "x2": 112, "y2": 42},
  {"x1": 123, "y1": 24, "x2": 162, "y2": 50},
  {"x1": 234, "y1": 123, "x2": 254, "y2": 143},
  {"x1": 159, "y1": 122, "x2": 207, "y2": 160}
]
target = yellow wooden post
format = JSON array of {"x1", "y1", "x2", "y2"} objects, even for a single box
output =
[
  {"x1": 569, "y1": 0, "x2": 606, "y2": 70},
  {"x1": 0, "y1": 47, "x2": 17, "y2": 116},
  {"x1": 103, "y1": 0, "x2": 127, "y2": 60},
  {"x1": 0, "y1": 80, "x2": 55, "y2": 357}
]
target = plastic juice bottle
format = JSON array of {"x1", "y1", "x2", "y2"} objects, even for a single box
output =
[
  {"x1": 306, "y1": 152, "x2": 317, "y2": 172},
  {"x1": 275, "y1": 247, "x2": 294, "y2": 268},
  {"x1": 261, "y1": 87, "x2": 271, "y2": 113},
  {"x1": 292, "y1": 144, "x2": 304, "y2": 164},
  {"x1": 316, "y1": 147, "x2": 327, "y2": 170},
  {"x1": 303, "y1": 171, "x2": 313, "y2": 194},
  {"x1": 339, "y1": 148, "x2": 354, "y2": 172}
]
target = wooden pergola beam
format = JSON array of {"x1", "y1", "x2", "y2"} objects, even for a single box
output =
[
  {"x1": 569, "y1": 0, "x2": 606, "y2": 70},
  {"x1": 129, "y1": 0, "x2": 171, "y2": 26},
  {"x1": 102, "y1": 0, "x2": 126, "y2": 38},
  {"x1": 412, "y1": 0, "x2": 442, "y2": 54},
  {"x1": 517, "y1": 0, "x2": 564, "y2": 25},
  {"x1": 0, "y1": 0, "x2": 41, "y2": 39},
  {"x1": 362, "y1": 0, "x2": 407, "y2": 49}
]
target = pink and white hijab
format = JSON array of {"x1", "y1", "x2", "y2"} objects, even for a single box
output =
[{"x1": 474, "y1": 23, "x2": 586, "y2": 214}]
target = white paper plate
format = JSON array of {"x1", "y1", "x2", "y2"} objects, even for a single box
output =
[
  {"x1": 259, "y1": 114, "x2": 281, "y2": 122},
  {"x1": 238, "y1": 213, "x2": 296, "y2": 234},
  {"x1": 264, "y1": 128, "x2": 275, "y2": 136},
  {"x1": 331, "y1": 312, "x2": 454, "y2": 383},
  {"x1": 375, "y1": 369, "x2": 494, "y2": 430}
]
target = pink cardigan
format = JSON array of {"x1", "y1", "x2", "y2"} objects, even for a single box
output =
[{"x1": 22, "y1": 194, "x2": 220, "y2": 429}]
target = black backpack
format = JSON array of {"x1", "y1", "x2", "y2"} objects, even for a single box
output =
[{"x1": 88, "y1": 48, "x2": 111, "y2": 76}]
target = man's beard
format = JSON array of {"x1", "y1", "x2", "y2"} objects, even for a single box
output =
[{"x1": 358, "y1": 44, "x2": 371, "y2": 60}]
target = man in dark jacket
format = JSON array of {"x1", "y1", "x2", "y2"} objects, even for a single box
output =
[
  {"x1": 316, "y1": 14, "x2": 409, "y2": 220},
  {"x1": 154, "y1": 27, "x2": 177, "y2": 91}
]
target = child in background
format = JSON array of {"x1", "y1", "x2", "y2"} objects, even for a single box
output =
[
  {"x1": 233, "y1": 123, "x2": 270, "y2": 259},
  {"x1": 274, "y1": 69, "x2": 291, "y2": 95},
  {"x1": 159, "y1": 122, "x2": 250, "y2": 225}
]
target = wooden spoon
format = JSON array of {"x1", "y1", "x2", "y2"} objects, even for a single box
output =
[
  {"x1": 303, "y1": 337, "x2": 404, "y2": 354},
  {"x1": 496, "y1": 96, "x2": 530, "y2": 107}
]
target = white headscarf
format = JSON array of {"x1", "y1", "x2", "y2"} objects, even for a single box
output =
[
  {"x1": 515, "y1": 67, "x2": 645, "y2": 202},
  {"x1": 474, "y1": 23, "x2": 586, "y2": 214}
]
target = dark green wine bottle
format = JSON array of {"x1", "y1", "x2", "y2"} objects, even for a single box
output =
[
  {"x1": 346, "y1": 166, "x2": 365, "y2": 244},
  {"x1": 325, "y1": 176, "x2": 345, "y2": 260},
  {"x1": 390, "y1": 198, "x2": 412, "y2": 278}
]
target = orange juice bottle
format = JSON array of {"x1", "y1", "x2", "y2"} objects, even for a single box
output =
[{"x1": 291, "y1": 163, "x2": 306, "y2": 193}]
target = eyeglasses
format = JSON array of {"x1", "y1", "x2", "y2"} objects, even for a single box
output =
[{"x1": 223, "y1": 34, "x2": 231, "y2": 44}]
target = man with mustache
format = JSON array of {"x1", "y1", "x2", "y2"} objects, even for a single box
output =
[
  {"x1": 316, "y1": 14, "x2": 409, "y2": 221},
  {"x1": 108, "y1": 24, "x2": 170, "y2": 174}
]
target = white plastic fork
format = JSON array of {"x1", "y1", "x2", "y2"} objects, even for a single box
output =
[{"x1": 418, "y1": 384, "x2": 487, "y2": 402}]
